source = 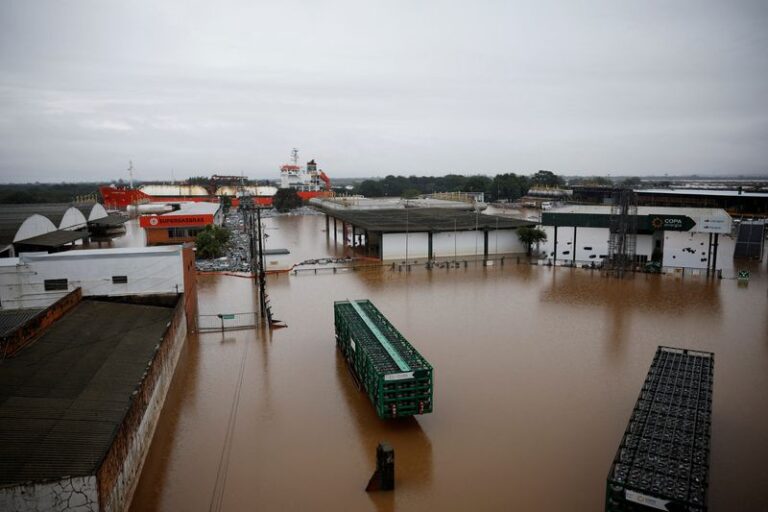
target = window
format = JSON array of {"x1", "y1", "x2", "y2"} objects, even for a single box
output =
[
  {"x1": 583, "y1": 246, "x2": 593, "y2": 251},
  {"x1": 44, "y1": 279, "x2": 68, "y2": 291},
  {"x1": 112, "y1": 275, "x2": 128, "y2": 284}
]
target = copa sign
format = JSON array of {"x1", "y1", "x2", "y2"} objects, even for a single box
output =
[{"x1": 648, "y1": 215, "x2": 695, "y2": 232}]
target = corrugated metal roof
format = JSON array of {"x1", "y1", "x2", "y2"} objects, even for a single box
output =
[
  {"x1": 89, "y1": 213, "x2": 127, "y2": 227},
  {"x1": 0, "y1": 308, "x2": 43, "y2": 337},
  {"x1": 15, "y1": 229, "x2": 87, "y2": 248},
  {"x1": 318, "y1": 207, "x2": 534, "y2": 233},
  {"x1": 0, "y1": 299, "x2": 176, "y2": 485}
]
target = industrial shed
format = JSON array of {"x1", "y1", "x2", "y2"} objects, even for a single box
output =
[{"x1": 316, "y1": 207, "x2": 534, "y2": 260}]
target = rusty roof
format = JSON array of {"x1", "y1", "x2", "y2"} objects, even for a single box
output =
[{"x1": 0, "y1": 298, "x2": 176, "y2": 486}]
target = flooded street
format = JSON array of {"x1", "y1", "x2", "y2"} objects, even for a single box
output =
[{"x1": 130, "y1": 214, "x2": 768, "y2": 512}]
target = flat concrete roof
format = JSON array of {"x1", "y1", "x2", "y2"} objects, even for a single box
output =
[
  {"x1": 637, "y1": 188, "x2": 768, "y2": 198},
  {"x1": 320, "y1": 207, "x2": 534, "y2": 233},
  {"x1": 163, "y1": 202, "x2": 221, "y2": 216},
  {"x1": 549, "y1": 205, "x2": 731, "y2": 218},
  {"x1": 0, "y1": 298, "x2": 176, "y2": 486}
]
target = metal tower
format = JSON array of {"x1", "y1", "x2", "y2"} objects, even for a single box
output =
[{"x1": 607, "y1": 188, "x2": 638, "y2": 277}]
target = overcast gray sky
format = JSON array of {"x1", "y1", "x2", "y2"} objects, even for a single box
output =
[{"x1": 1, "y1": 0, "x2": 766, "y2": 182}]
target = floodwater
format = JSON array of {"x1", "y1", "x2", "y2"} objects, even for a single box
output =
[{"x1": 130, "y1": 214, "x2": 768, "y2": 512}]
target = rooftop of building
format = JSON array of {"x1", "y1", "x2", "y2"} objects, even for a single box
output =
[
  {"x1": 636, "y1": 188, "x2": 768, "y2": 198},
  {"x1": 0, "y1": 308, "x2": 43, "y2": 337},
  {"x1": 161, "y1": 202, "x2": 221, "y2": 216},
  {"x1": 317, "y1": 207, "x2": 534, "y2": 232},
  {"x1": 0, "y1": 297, "x2": 177, "y2": 486},
  {"x1": 548, "y1": 204, "x2": 731, "y2": 218}
]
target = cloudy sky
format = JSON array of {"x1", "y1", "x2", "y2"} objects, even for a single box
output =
[{"x1": 1, "y1": 0, "x2": 766, "y2": 182}]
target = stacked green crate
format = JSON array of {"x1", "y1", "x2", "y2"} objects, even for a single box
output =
[
  {"x1": 606, "y1": 346, "x2": 713, "y2": 512},
  {"x1": 334, "y1": 300, "x2": 433, "y2": 419}
]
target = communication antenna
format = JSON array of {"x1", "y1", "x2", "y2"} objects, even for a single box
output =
[
  {"x1": 291, "y1": 148, "x2": 299, "y2": 165},
  {"x1": 128, "y1": 160, "x2": 134, "y2": 188}
]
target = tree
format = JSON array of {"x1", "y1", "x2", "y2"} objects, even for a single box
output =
[
  {"x1": 195, "y1": 224, "x2": 230, "y2": 259},
  {"x1": 358, "y1": 180, "x2": 384, "y2": 197},
  {"x1": 219, "y1": 195, "x2": 232, "y2": 212},
  {"x1": 401, "y1": 188, "x2": 421, "y2": 199},
  {"x1": 531, "y1": 170, "x2": 564, "y2": 188},
  {"x1": 272, "y1": 188, "x2": 302, "y2": 212},
  {"x1": 517, "y1": 226, "x2": 547, "y2": 256}
]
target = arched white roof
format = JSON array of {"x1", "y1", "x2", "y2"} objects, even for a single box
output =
[
  {"x1": 58, "y1": 207, "x2": 88, "y2": 230},
  {"x1": 13, "y1": 214, "x2": 57, "y2": 242}
]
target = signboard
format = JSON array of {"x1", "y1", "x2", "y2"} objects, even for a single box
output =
[
  {"x1": 648, "y1": 215, "x2": 696, "y2": 232},
  {"x1": 139, "y1": 214, "x2": 214, "y2": 228},
  {"x1": 217, "y1": 313, "x2": 236, "y2": 320}
]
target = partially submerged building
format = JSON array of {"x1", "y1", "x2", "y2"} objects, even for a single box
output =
[
  {"x1": 0, "y1": 246, "x2": 197, "y2": 511},
  {"x1": 139, "y1": 202, "x2": 222, "y2": 246},
  {"x1": 313, "y1": 205, "x2": 534, "y2": 260},
  {"x1": 540, "y1": 206, "x2": 732, "y2": 270}
]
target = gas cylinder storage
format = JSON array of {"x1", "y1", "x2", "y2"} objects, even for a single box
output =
[
  {"x1": 606, "y1": 346, "x2": 714, "y2": 512},
  {"x1": 334, "y1": 299, "x2": 433, "y2": 419}
]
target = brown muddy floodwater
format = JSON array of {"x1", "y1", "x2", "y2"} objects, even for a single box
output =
[{"x1": 130, "y1": 214, "x2": 768, "y2": 512}]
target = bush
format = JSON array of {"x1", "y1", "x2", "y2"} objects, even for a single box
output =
[
  {"x1": 272, "y1": 188, "x2": 302, "y2": 212},
  {"x1": 195, "y1": 224, "x2": 230, "y2": 259}
]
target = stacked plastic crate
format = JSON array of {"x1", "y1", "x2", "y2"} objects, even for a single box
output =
[
  {"x1": 606, "y1": 346, "x2": 714, "y2": 512},
  {"x1": 334, "y1": 300, "x2": 433, "y2": 419}
]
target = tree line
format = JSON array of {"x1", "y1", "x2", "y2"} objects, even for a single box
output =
[{"x1": 354, "y1": 170, "x2": 565, "y2": 202}]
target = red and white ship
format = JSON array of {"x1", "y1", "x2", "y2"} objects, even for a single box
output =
[{"x1": 100, "y1": 150, "x2": 331, "y2": 209}]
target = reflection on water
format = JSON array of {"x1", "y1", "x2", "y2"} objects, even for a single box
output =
[{"x1": 130, "y1": 214, "x2": 768, "y2": 512}]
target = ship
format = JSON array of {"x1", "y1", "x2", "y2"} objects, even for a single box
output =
[{"x1": 100, "y1": 150, "x2": 331, "y2": 209}]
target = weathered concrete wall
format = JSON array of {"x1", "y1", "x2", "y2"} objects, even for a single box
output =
[
  {"x1": 0, "y1": 476, "x2": 98, "y2": 511},
  {"x1": 181, "y1": 245, "x2": 198, "y2": 333},
  {"x1": 96, "y1": 299, "x2": 188, "y2": 512},
  {"x1": 0, "y1": 287, "x2": 82, "y2": 357}
]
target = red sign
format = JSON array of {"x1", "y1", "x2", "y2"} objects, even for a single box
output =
[{"x1": 140, "y1": 214, "x2": 214, "y2": 228}]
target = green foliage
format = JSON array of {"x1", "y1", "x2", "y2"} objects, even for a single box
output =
[
  {"x1": 354, "y1": 172, "x2": 539, "y2": 202},
  {"x1": 219, "y1": 195, "x2": 232, "y2": 212},
  {"x1": 358, "y1": 179, "x2": 385, "y2": 197},
  {"x1": 195, "y1": 224, "x2": 230, "y2": 259},
  {"x1": 568, "y1": 176, "x2": 614, "y2": 187},
  {"x1": 272, "y1": 188, "x2": 302, "y2": 212},
  {"x1": 0, "y1": 183, "x2": 101, "y2": 203},
  {"x1": 517, "y1": 226, "x2": 548, "y2": 256},
  {"x1": 401, "y1": 188, "x2": 421, "y2": 199},
  {"x1": 531, "y1": 170, "x2": 565, "y2": 188}
]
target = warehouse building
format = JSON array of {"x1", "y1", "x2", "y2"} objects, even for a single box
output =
[
  {"x1": 540, "y1": 205, "x2": 732, "y2": 271},
  {"x1": 0, "y1": 203, "x2": 126, "y2": 257},
  {"x1": 139, "y1": 202, "x2": 222, "y2": 246},
  {"x1": 314, "y1": 206, "x2": 534, "y2": 260},
  {"x1": 0, "y1": 245, "x2": 194, "y2": 310},
  {"x1": 0, "y1": 245, "x2": 197, "y2": 511}
]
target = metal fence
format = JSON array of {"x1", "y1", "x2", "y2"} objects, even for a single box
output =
[{"x1": 198, "y1": 312, "x2": 259, "y2": 332}]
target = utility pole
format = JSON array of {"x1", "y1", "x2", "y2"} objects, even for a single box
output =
[{"x1": 255, "y1": 206, "x2": 267, "y2": 318}]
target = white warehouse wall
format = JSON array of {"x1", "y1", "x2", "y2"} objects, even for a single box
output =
[
  {"x1": 381, "y1": 233, "x2": 429, "y2": 260},
  {"x1": 382, "y1": 229, "x2": 527, "y2": 261},
  {"x1": 663, "y1": 232, "x2": 712, "y2": 268},
  {"x1": 0, "y1": 246, "x2": 186, "y2": 310}
]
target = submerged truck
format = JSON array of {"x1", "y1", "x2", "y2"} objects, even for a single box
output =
[{"x1": 334, "y1": 300, "x2": 433, "y2": 419}]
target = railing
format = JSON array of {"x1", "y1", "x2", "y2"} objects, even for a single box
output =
[{"x1": 197, "y1": 312, "x2": 259, "y2": 332}]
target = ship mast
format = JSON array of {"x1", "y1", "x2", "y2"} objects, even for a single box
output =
[
  {"x1": 291, "y1": 148, "x2": 299, "y2": 165},
  {"x1": 128, "y1": 160, "x2": 134, "y2": 189}
]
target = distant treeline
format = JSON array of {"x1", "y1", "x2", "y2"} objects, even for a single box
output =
[
  {"x1": 353, "y1": 173, "x2": 653, "y2": 200},
  {"x1": 355, "y1": 171, "x2": 564, "y2": 201},
  {"x1": 0, "y1": 183, "x2": 102, "y2": 204}
]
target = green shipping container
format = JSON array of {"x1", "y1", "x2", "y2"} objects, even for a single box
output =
[{"x1": 334, "y1": 300, "x2": 433, "y2": 419}]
